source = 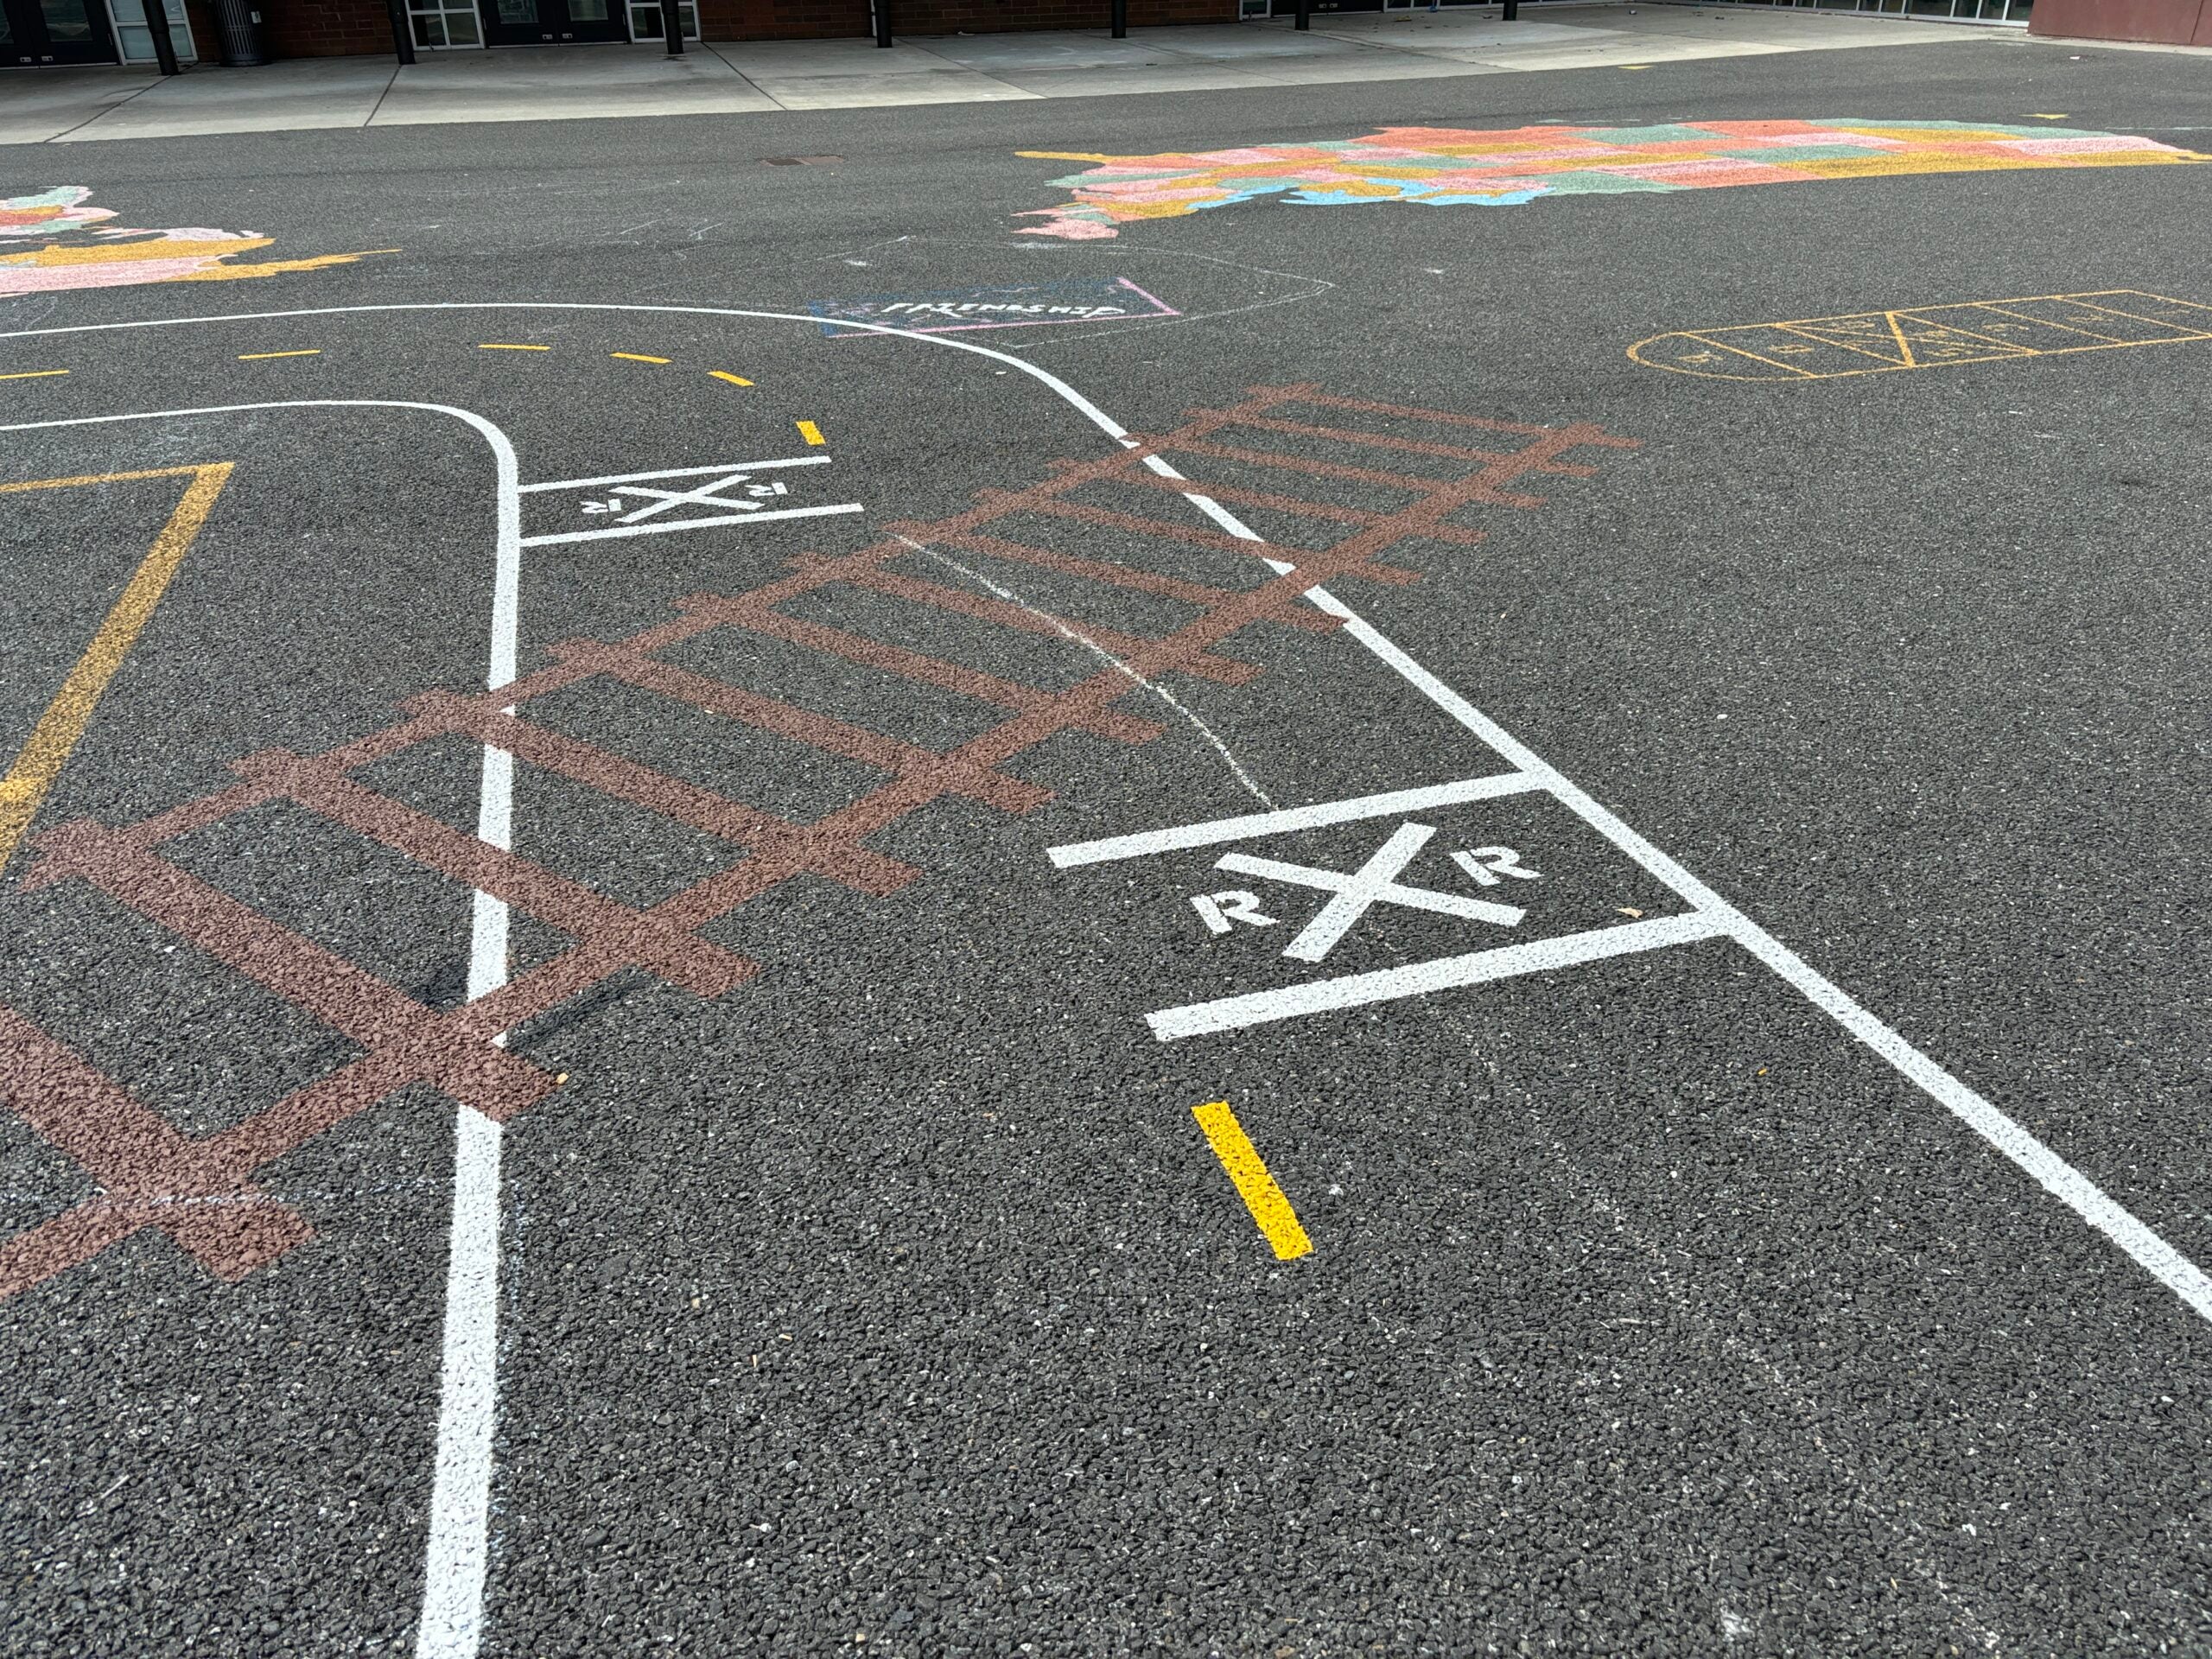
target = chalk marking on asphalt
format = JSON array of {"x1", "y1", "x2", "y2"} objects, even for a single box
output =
[
  {"x1": 1152, "y1": 915, "x2": 1725, "y2": 1041},
  {"x1": 1192, "y1": 1100, "x2": 1312, "y2": 1261},
  {"x1": 0, "y1": 369, "x2": 68, "y2": 381},
  {"x1": 238, "y1": 349, "x2": 321, "y2": 360},
  {"x1": 795, "y1": 419, "x2": 826, "y2": 445},
  {"x1": 1048, "y1": 773, "x2": 1542, "y2": 868},
  {"x1": 908, "y1": 536, "x2": 1274, "y2": 807},
  {"x1": 709, "y1": 370, "x2": 753, "y2": 387},
  {"x1": 7, "y1": 306, "x2": 2208, "y2": 1659},
  {"x1": 611, "y1": 352, "x2": 671, "y2": 364},
  {"x1": 478, "y1": 343, "x2": 550, "y2": 352},
  {"x1": 0, "y1": 463, "x2": 232, "y2": 877},
  {"x1": 518, "y1": 455, "x2": 832, "y2": 493}
]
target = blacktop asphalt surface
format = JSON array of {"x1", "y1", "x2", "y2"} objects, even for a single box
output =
[{"x1": 3, "y1": 31, "x2": 2212, "y2": 1659}]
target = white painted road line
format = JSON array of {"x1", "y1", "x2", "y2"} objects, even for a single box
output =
[
  {"x1": 518, "y1": 500, "x2": 863, "y2": 548},
  {"x1": 0, "y1": 397, "x2": 525, "y2": 1659},
  {"x1": 516, "y1": 454, "x2": 832, "y2": 493},
  {"x1": 1129, "y1": 442, "x2": 2212, "y2": 1324},
  {"x1": 1046, "y1": 772, "x2": 1541, "y2": 868},
  {"x1": 1148, "y1": 912, "x2": 1727, "y2": 1041}
]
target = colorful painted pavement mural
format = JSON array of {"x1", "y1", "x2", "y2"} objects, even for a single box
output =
[
  {"x1": 0, "y1": 187, "x2": 386, "y2": 297},
  {"x1": 1015, "y1": 120, "x2": 2211, "y2": 240}
]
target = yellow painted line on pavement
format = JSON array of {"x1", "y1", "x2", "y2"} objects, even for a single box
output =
[
  {"x1": 709, "y1": 370, "x2": 754, "y2": 387},
  {"x1": 480, "y1": 342, "x2": 550, "y2": 352},
  {"x1": 1192, "y1": 1100, "x2": 1312, "y2": 1262},
  {"x1": 0, "y1": 463, "x2": 234, "y2": 875},
  {"x1": 612, "y1": 352, "x2": 671, "y2": 365},
  {"x1": 795, "y1": 420, "x2": 825, "y2": 446},
  {"x1": 0, "y1": 369, "x2": 68, "y2": 382},
  {"x1": 238, "y1": 349, "x2": 321, "y2": 360}
]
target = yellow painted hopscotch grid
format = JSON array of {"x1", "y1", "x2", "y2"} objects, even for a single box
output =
[
  {"x1": 1192, "y1": 1100, "x2": 1313, "y2": 1262},
  {"x1": 1630, "y1": 289, "x2": 2212, "y2": 382},
  {"x1": 0, "y1": 464, "x2": 232, "y2": 875}
]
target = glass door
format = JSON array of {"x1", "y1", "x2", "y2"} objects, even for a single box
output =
[
  {"x1": 3, "y1": 0, "x2": 120, "y2": 64},
  {"x1": 107, "y1": 0, "x2": 194, "y2": 61},
  {"x1": 624, "y1": 0, "x2": 696, "y2": 40},
  {"x1": 480, "y1": 0, "x2": 626, "y2": 44}
]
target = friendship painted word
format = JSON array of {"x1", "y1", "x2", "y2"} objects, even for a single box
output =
[
  {"x1": 0, "y1": 186, "x2": 387, "y2": 297},
  {"x1": 1014, "y1": 120, "x2": 2210, "y2": 240},
  {"x1": 810, "y1": 274, "x2": 1176, "y2": 335}
]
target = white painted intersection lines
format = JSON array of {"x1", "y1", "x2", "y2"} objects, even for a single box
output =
[
  {"x1": 1150, "y1": 913, "x2": 1726, "y2": 1042},
  {"x1": 1046, "y1": 773, "x2": 1544, "y2": 867},
  {"x1": 518, "y1": 454, "x2": 862, "y2": 547}
]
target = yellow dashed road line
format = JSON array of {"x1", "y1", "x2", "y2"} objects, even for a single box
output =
[
  {"x1": 710, "y1": 370, "x2": 754, "y2": 387},
  {"x1": 1192, "y1": 1100, "x2": 1313, "y2": 1262},
  {"x1": 237, "y1": 349, "x2": 321, "y2": 360},
  {"x1": 795, "y1": 420, "x2": 825, "y2": 446},
  {"x1": 0, "y1": 369, "x2": 68, "y2": 382},
  {"x1": 479, "y1": 342, "x2": 550, "y2": 352},
  {"x1": 611, "y1": 352, "x2": 671, "y2": 365}
]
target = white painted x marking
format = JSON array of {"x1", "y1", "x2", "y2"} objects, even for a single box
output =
[
  {"x1": 1216, "y1": 821, "x2": 1524, "y2": 964},
  {"x1": 611, "y1": 471, "x2": 768, "y2": 524}
]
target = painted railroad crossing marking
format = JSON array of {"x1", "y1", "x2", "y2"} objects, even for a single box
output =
[
  {"x1": 518, "y1": 454, "x2": 861, "y2": 547},
  {"x1": 0, "y1": 385, "x2": 1630, "y2": 1299},
  {"x1": 1051, "y1": 778, "x2": 1719, "y2": 1041},
  {"x1": 1630, "y1": 288, "x2": 2212, "y2": 381}
]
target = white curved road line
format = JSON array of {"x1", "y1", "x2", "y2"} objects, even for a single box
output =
[
  {"x1": 0, "y1": 397, "x2": 522, "y2": 1658},
  {"x1": 5, "y1": 302, "x2": 2208, "y2": 1659}
]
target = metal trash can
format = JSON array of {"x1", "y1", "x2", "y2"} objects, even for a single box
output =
[{"x1": 213, "y1": 0, "x2": 265, "y2": 64}]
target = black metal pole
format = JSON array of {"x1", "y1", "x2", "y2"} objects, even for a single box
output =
[
  {"x1": 874, "y1": 0, "x2": 891, "y2": 47},
  {"x1": 384, "y1": 0, "x2": 417, "y2": 64},
  {"x1": 142, "y1": 0, "x2": 181, "y2": 74},
  {"x1": 1110, "y1": 0, "x2": 1125, "y2": 38},
  {"x1": 1293, "y1": 0, "x2": 1308, "y2": 29},
  {"x1": 1501, "y1": 0, "x2": 1516, "y2": 16},
  {"x1": 660, "y1": 0, "x2": 683, "y2": 53}
]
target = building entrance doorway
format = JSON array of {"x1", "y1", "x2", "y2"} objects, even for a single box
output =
[
  {"x1": 480, "y1": 0, "x2": 626, "y2": 43},
  {"x1": 3, "y1": 0, "x2": 118, "y2": 64}
]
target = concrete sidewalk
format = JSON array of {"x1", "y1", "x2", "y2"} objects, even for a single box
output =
[{"x1": 5, "y1": 3, "x2": 1999, "y2": 144}]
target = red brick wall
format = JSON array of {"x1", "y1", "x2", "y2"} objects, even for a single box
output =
[
  {"x1": 263, "y1": 0, "x2": 400, "y2": 57},
  {"x1": 258, "y1": 0, "x2": 1232, "y2": 54}
]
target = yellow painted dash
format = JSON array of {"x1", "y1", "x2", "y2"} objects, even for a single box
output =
[
  {"x1": 1192, "y1": 1100, "x2": 1313, "y2": 1262},
  {"x1": 0, "y1": 369, "x2": 68, "y2": 382},
  {"x1": 0, "y1": 464, "x2": 233, "y2": 875},
  {"x1": 612, "y1": 353, "x2": 671, "y2": 365},
  {"x1": 709, "y1": 370, "x2": 754, "y2": 388},
  {"x1": 795, "y1": 420, "x2": 825, "y2": 446},
  {"x1": 480, "y1": 342, "x2": 551, "y2": 352},
  {"x1": 237, "y1": 349, "x2": 321, "y2": 360}
]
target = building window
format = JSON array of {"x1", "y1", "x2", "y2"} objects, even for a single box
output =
[{"x1": 410, "y1": 0, "x2": 483, "y2": 45}]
